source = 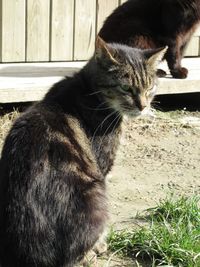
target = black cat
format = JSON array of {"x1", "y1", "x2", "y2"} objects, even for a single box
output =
[{"x1": 99, "y1": 0, "x2": 200, "y2": 78}]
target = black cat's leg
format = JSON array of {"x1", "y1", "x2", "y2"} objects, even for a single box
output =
[{"x1": 165, "y1": 41, "x2": 188, "y2": 79}]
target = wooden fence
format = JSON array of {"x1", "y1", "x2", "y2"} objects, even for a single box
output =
[{"x1": 0, "y1": 0, "x2": 200, "y2": 63}]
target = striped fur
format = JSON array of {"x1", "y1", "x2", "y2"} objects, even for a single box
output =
[{"x1": 0, "y1": 38, "x2": 166, "y2": 267}]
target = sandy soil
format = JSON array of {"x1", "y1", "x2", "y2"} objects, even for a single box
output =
[
  {"x1": 98, "y1": 111, "x2": 200, "y2": 266},
  {"x1": 109, "y1": 112, "x2": 200, "y2": 227},
  {"x1": 0, "y1": 109, "x2": 200, "y2": 267}
]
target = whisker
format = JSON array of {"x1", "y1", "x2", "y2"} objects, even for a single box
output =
[
  {"x1": 84, "y1": 106, "x2": 112, "y2": 111},
  {"x1": 81, "y1": 100, "x2": 110, "y2": 111},
  {"x1": 97, "y1": 112, "x2": 121, "y2": 151},
  {"x1": 87, "y1": 90, "x2": 102, "y2": 96},
  {"x1": 110, "y1": 114, "x2": 122, "y2": 137},
  {"x1": 151, "y1": 100, "x2": 161, "y2": 104},
  {"x1": 151, "y1": 103, "x2": 164, "y2": 112},
  {"x1": 91, "y1": 110, "x2": 117, "y2": 149}
]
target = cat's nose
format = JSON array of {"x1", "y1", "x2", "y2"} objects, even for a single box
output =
[
  {"x1": 136, "y1": 101, "x2": 147, "y2": 111},
  {"x1": 135, "y1": 96, "x2": 148, "y2": 111},
  {"x1": 137, "y1": 96, "x2": 148, "y2": 111},
  {"x1": 138, "y1": 104, "x2": 147, "y2": 111}
]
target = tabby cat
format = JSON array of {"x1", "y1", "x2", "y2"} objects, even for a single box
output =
[
  {"x1": 0, "y1": 37, "x2": 167, "y2": 267},
  {"x1": 99, "y1": 0, "x2": 200, "y2": 79}
]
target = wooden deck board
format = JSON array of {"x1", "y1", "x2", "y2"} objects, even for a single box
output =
[{"x1": 0, "y1": 58, "x2": 199, "y2": 103}]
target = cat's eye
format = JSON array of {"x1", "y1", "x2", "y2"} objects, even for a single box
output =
[
  {"x1": 121, "y1": 84, "x2": 138, "y2": 94},
  {"x1": 121, "y1": 85, "x2": 132, "y2": 91}
]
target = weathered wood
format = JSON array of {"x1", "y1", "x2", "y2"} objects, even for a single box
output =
[
  {"x1": 0, "y1": 1, "x2": 1, "y2": 61},
  {"x1": 185, "y1": 26, "x2": 200, "y2": 56},
  {"x1": 0, "y1": 58, "x2": 199, "y2": 103},
  {"x1": 26, "y1": 0, "x2": 50, "y2": 61},
  {"x1": 0, "y1": 62, "x2": 85, "y2": 103},
  {"x1": 0, "y1": 0, "x2": 199, "y2": 63},
  {"x1": 185, "y1": 36, "x2": 199, "y2": 57},
  {"x1": 0, "y1": 0, "x2": 26, "y2": 62},
  {"x1": 51, "y1": 0, "x2": 74, "y2": 61},
  {"x1": 96, "y1": 0, "x2": 119, "y2": 33},
  {"x1": 74, "y1": 0, "x2": 96, "y2": 60},
  {"x1": 157, "y1": 58, "x2": 200, "y2": 94},
  {"x1": 120, "y1": 0, "x2": 127, "y2": 4},
  {"x1": 194, "y1": 26, "x2": 200, "y2": 56},
  {"x1": 194, "y1": 26, "x2": 200, "y2": 36}
]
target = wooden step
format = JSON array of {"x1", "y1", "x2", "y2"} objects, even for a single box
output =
[{"x1": 0, "y1": 58, "x2": 199, "y2": 103}]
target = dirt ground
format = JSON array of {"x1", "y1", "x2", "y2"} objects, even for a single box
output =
[
  {"x1": 0, "y1": 107, "x2": 200, "y2": 267},
  {"x1": 109, "y1": 111, "x2": 200, "y2": 227},
  {"x1": 97, "y1": 110, "x2": 200, "y2": 267}
]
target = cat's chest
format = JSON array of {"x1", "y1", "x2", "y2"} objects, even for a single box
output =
[{"x1": 93, "y1": 126, "x2": 122, "y2": 176}]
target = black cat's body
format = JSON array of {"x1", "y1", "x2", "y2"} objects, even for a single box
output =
[
  {"x1": 0, "y1": 38, "x2": 166, "y2": 267},
  {"x1": 99, "y1": 0, "x2": 200, "y2": 78}
]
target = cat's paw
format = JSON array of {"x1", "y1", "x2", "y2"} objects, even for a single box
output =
[
  {"x1": 93, "y1": 229, "x2": 108, "y2": 255},
  {"x1": 93, "y1": 240, "x2": 108, "y2": 255},
  {"x1": 170, "y1": 67, "x2": 188, "y2": 79},
  {"x1": 81, "y1": 241, "x2": 107, "y2": 267},
  {"x1": 156, "y1": 69, "x2": 167, "y2": 78},
  {"x1": 82, "y1": 250, "x2": 97, "y2": 267}
]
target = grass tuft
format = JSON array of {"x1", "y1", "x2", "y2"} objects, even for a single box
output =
[{"x1": 108, "y1": 196, "x2": 200, "y2": 267}]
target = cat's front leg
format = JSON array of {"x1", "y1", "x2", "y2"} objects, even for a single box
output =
[
  {"x1": 81, "y1": 229, "x2": 108, "y2": 267},
  {"x1": 81, "y1": 250, "x2": 98, "y2": 267},
  {"x1": 93, "y1": 228, "x2": 108, "y2": 255},
  {"x1": 165, "y1": 41, "x2": 188, "y2": 79}
]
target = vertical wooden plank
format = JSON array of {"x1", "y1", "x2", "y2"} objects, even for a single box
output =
[
  {"x1": 26, "y1": 0, "x2": 50, "y2": 62},
  {"x1": 74, "y1": 0, "x2": 96, "y2": 60},
  {"x1": 0, "y1": 0, "x2": 2, "y2": 61},
  {"x1": 120, "y1": 0, "x2": 127, "y2": 4},
  {"x1": 193, "y1": 26, "x2": 200, "y2": 37},
  {"x1": 185, "y1": 37, "x2": 200, "y2": 57},
  {"x1": 185, "y1": 27, "x2": 200, "y2": 57},
  {"x1": 185, "y1": 37, "x2": 199, "y2": 57},
  {"x1": 51, "y1": 0, "x2": 74, "y2": 61},
  {"x1": 97, "y1": 0, "x2": 119, "y2": 33},
  {"x1": 194, "y1": 26, "x2": 200, "y2": 56},
  {"x1": 199, "y1": 37, "x2": 200, "y2": 56},
  {"x1": 0, "y1": 0, "x2": 26, "y2": 62}
]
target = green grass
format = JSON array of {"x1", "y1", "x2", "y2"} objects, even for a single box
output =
[{"x1": 108, "y1": 196, "x2": 200, "y2": 267}]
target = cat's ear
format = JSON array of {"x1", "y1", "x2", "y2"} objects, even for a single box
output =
[
  {"x1": 145, "y1": 46, "x2": 168, "y2": 69},
  {"x1": 95, "y1": 36, "x2": 120, "y2": 65}
]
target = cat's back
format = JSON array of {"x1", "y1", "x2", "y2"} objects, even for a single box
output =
[
  {"x1": 0, "y1": 99, "x2": 106, "y2": 267},
  {"x1": 99, "y1": 0, "x2": 160, "y2": 43},
  {"x1": 99, "y1": 0, "x2": 200, "y2": 46},
  {"x1": 0, "y1": 100, "x2": 99, "y2": 184},
  {"x1": 1, "y1": 103, "x2": 58, "y2": 168},
  {"x1": 0, "y1": 102, "x2": 61, "y2": 210}
]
